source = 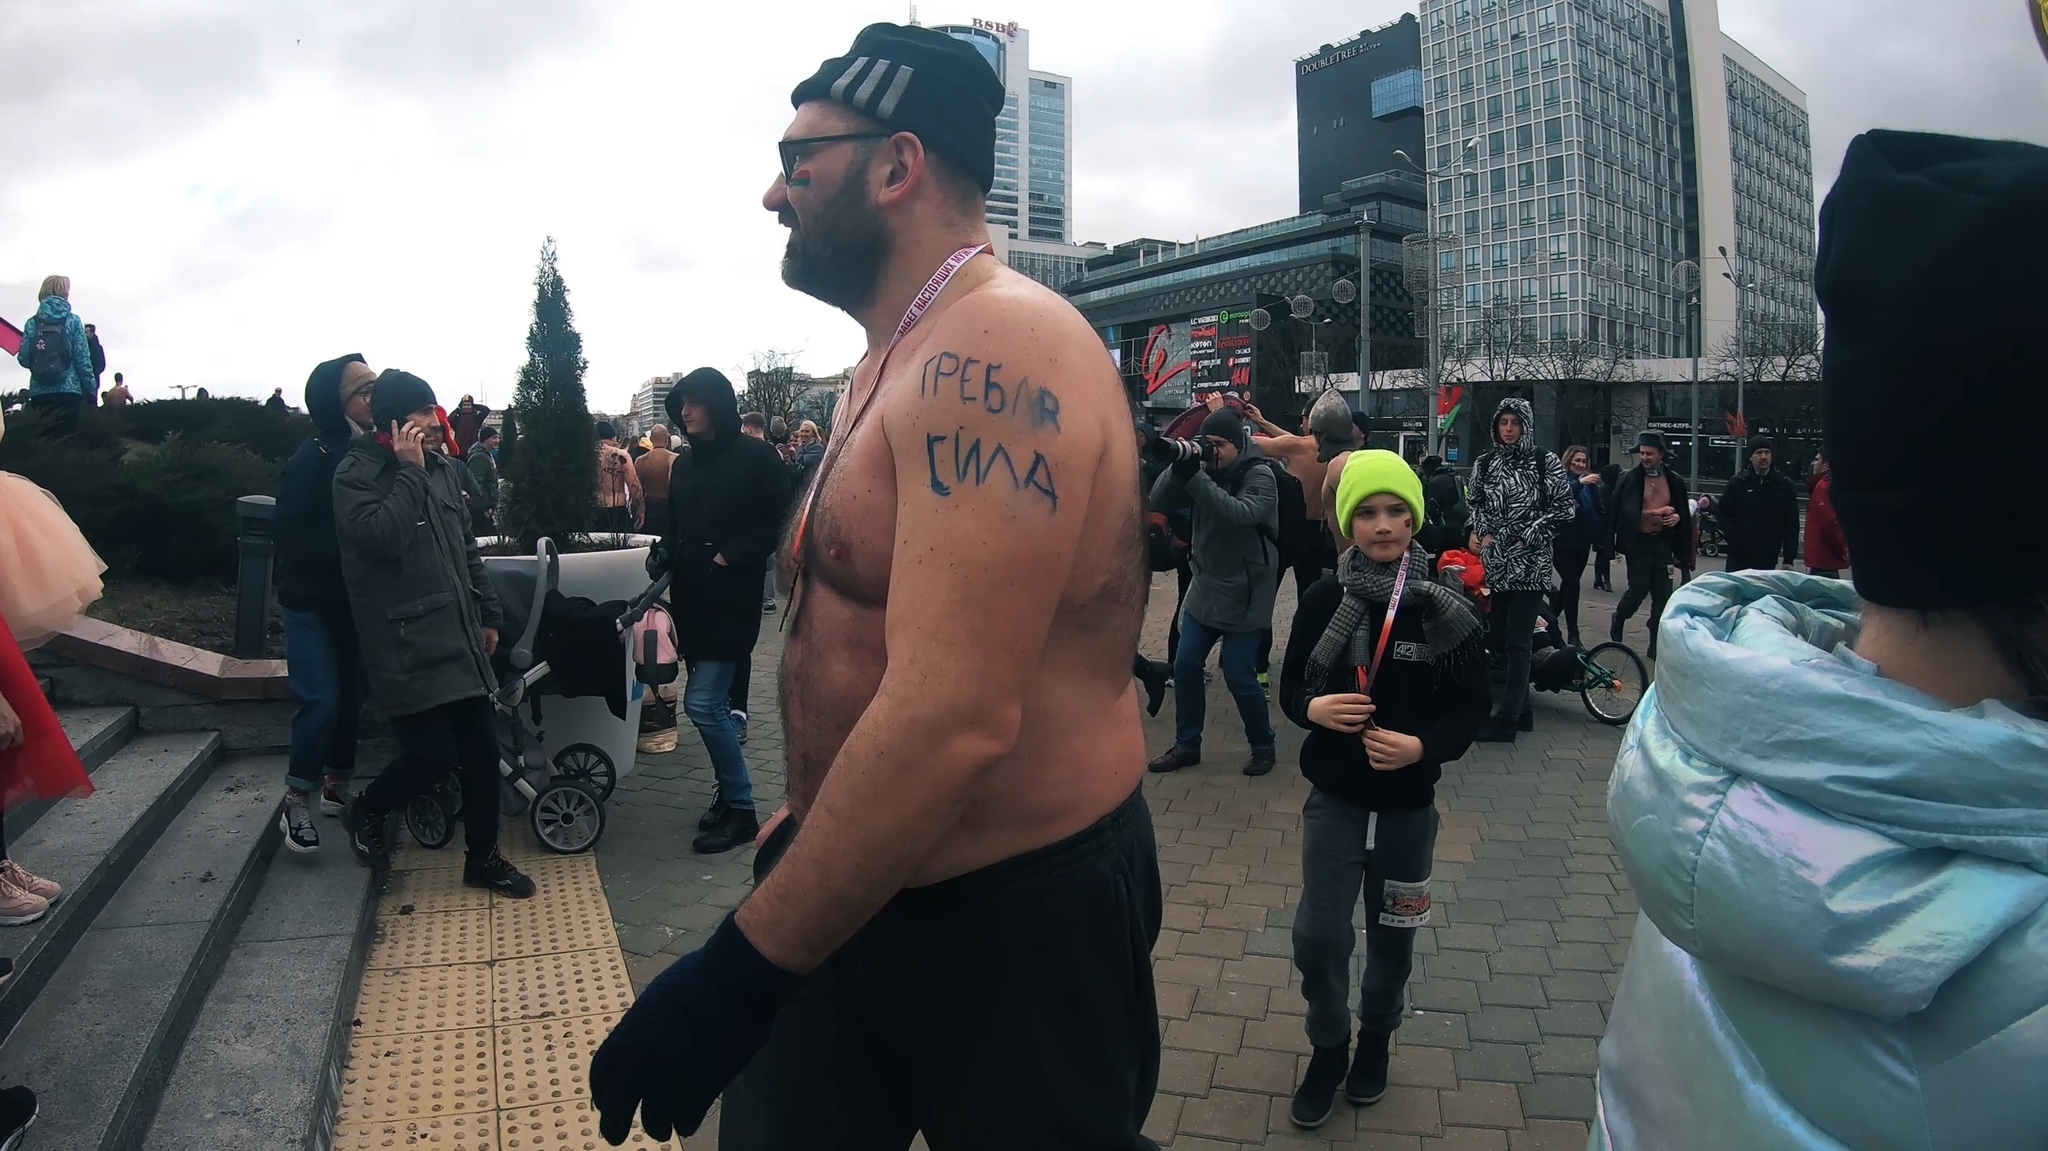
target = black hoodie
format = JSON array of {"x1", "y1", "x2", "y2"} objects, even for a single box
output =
[
  {"x1": 661, "y1": 368, "x2": 791, "y2": 660},
  {"x1": 275, "y1": 354, "x2": 363, "y2": 617}
]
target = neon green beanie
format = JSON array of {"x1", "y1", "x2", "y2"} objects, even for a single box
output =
[{"x1": 1334, "y1": 449, "x2": 1426, "y2": 542}]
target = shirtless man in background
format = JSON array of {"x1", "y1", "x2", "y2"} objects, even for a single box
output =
[{"x1": 589, "y1": 23, "x2": 1162, "y2": 1150}]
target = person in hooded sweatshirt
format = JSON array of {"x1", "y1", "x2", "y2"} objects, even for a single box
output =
[
  {"x1": 14, "y1": 276, "x2": 95, "y2": 438},
  {"x1": 1463, "y1": 397, "x2": 1573, "y2": 742},
  {"x1": 653, "y1": 368, "x2": 790, "y2": 854},
  {"x1": 272, "y1": 355, "x2": 377, "y2": 852},
  {"x1": 1592, "y1": 129, "x2": 2048, "y2": 1151},
  {"x1": 1279, "y1": 449, "x2": 1490, "y2": 1131}
]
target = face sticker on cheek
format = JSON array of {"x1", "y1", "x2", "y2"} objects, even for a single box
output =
[{"x1": 1378, "y1": 878, "x2": 1433, "y2": 928}]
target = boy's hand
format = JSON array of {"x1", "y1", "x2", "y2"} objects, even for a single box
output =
[
  {"x1": 1363, "y1": 728, "x2": 1423, "y2": 771},
  {"x1": 1308, "y1": 693, "x2": 1375, "y2": 734}
]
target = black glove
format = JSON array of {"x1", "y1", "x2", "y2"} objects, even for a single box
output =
[
  {"x1": 589, "y1": 913, "x2": 803, "y2": 1145},
  {"x1": 644, "y1": 539, "x2": 670, "y2": 580},
  {"x1": 1171, "y1": 456, "x2": 1202, "y2": 482}
]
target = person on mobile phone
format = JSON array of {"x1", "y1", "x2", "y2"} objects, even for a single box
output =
[{"x1": 1278, "y1": 449, "x2": 1490, "y2": 1130}]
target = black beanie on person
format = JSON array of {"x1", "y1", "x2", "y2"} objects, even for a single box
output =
[
  {"x1": 369, "y1": 370, "x2": 436, "y2": 431},
  {"x1": 790, "y1": 23, "x2": 1006, "y2": 193},
  {"x1": 1199, "y1": 407, "x2": 1249, "y2": 450},
  {"x1": 1816, "y1": 130, "x2": 2047, "y2": 611}
]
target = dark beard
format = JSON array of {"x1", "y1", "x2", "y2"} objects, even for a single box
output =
[{"x1": 780, "y1": 161, "x2": 889, "y2": 312}]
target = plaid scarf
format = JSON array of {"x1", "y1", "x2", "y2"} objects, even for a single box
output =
[{"x1": 1303, "y1": 543, "x2": 1483, "y2": 697}]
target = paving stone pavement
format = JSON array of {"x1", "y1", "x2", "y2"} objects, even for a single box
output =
[{"x1": 598, "y1": 567, "x2": 1666, "y2": 1148}]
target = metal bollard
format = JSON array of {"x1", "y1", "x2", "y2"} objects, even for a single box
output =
[{"x1": 234, "y1": 495, "x2": 278, "y2": 659}]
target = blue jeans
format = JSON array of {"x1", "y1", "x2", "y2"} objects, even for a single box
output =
[
  {"x1": 281, "y1": 607, "x2": 367, "y2": 792},
  {"x1": 1172, "y1": 612, "x2": 1274, "y2": 755},
  {"x1": 683, "y1": 659, "x2": 754, "y2": 810}
]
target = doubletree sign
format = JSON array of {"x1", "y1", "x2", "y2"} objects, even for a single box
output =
[{"x1": 2034, "y1": 0, "x2": 2048, "y2": 61}]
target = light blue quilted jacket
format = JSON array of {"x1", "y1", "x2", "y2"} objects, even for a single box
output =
[{"x1": 1593, "y1": 571, "x2": 2048, "y2": 1151}]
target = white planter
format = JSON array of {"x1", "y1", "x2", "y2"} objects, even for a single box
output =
[{"x1": 482, "y1": 535, "x2": 660, "y2": 784}]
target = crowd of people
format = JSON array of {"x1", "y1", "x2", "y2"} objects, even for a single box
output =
[{"x1": 6, "y1": 18, "x2": 2046, "y2": 1149}]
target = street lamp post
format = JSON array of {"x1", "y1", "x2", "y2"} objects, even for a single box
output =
[
  {"x1": 1716, "y1": 246, "x2": 1781, "y2": 476},
  {"x1": 1673, "y1": 259, "x2": 1702, "y2": 488},
  {"x1": 1395, "y1": 138, "x2": 1479, "y2": 460}
]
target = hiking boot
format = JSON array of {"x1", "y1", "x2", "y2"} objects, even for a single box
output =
[
  {"x1": 0, "y1": 878, "x2": 47, "y2": 928},
  {"x1": 1147, "y1": 747, "x2": 1201, "y2": 774},
  {"x1": 1347, "y1": 1030, "x2": 1392, "y2": 1105},
  {"x1": 730, "y1": 709, "x2": 749, "y2": 745},
  {"x1": 319, "y1": 777, "x2": 353, "y2": 817},
  {"x1": 698, "y1": 786, "x2": 731, "y2": 832},
  {"x1": 464, "y1": 851, "x2": 536, "y2": 899},
  {"x1": 1288, "y1": 1043, "x2": 1350, "y2": 1128},
  {"x1": 0, "y1": 860, "x2": 60, "y2": 906},
  {"x1": 1139, "y1": 661, "x2": 1170, "y2": 718},
  {"x1": 280, "y1": 792, "x2": 320, "y2": 854},
  {"x1": 1244, "y1": 749, "x2": 1277, "y2": 777},
  {"x1": 693, "y1": 805, "x2": 760, "y2": 854},
  {"x1": 1473, "y1": 718, "x2": 1518, "y2": 744},
  {"x1": 342, "y1": 798, "x2": 392, "y2": 872},
  {"x1": 0, "y1": 1084, "x2": 37, "y2": 1151}
]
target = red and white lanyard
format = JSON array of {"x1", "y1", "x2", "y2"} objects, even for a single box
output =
[
  {"x1": 782, "y1": 244, "x2": 988, "y2": 620},
  {"x1": 1355, "y1": 558, "x2": 1412, "y2": 698}
]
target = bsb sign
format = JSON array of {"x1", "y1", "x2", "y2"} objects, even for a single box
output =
[{"x1": 972, "y1": 18, "x2": 1020, "y2": 37}]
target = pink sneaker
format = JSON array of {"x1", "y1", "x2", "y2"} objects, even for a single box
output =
[
  {"x1": 0, "y1": 876, "x2": 49, "y2": 927},
  {"x1": 0, "y1": 861, "x2": 59, "y2": 905}
]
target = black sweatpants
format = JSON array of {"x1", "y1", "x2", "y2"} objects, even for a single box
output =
[
  {"x1": 718, "y1": 789, "x2": 1164, "y2": 1150},
  {"x1": 1614, "y1": 545, "x2": 1675, "y2": 657},
  {"x1": 362, "y1": 696, "x2": 501, "y2": 857},
  {"x1": 1293, "y1": 791, "x2": 1438, "y2": 1046},
  {"x1": 1551, "y1": 542, "x2": 1590, "y2": 646},
  {"x1": 1489, "y1": 590, "x2": 1543, "y2": 724}
]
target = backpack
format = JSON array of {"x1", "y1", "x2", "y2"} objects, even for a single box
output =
[
  {"x1": 1421, "y1": 469, "x2": 1470, "y2": 554},
  {"x1": 1226, "y1": 457, "x2": 1290, "y2": 564},
  {"x1": 27, "y1": 317, "x2": 72, "y2": 385},
  {"x1": 1145, "y1": 512, "x2": 1187, "y2": 572}
]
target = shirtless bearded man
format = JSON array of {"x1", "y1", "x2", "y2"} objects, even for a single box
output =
[{"x1": 589, "y1": 23, "x2": 1164, "y2": 1150}]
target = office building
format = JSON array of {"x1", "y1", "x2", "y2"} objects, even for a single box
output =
[
  {"x1": 933, "y1": 19, "x2": 1073, "y2": 243},
  {"x1": 1414, "y1": 0, "x2": 1814, "y2": 363},
  {"x1": 1006, "y1": 236, "x2": 1108, "y2": 291},
  {"x1": 1297, "y1": 14, "x2": 1428, "y2": 215},
  {"x1": 629, "y1": 375, "x2": 676, "y2": 435}
]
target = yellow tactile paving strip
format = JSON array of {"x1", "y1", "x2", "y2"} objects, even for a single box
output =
[{"x1": 335, "y1": 821, "x2": 677, "y2": 1150}]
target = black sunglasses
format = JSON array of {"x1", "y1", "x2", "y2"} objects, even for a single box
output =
[{"x1": 777, "y1": 133, "x2": 892, "y2": 182}]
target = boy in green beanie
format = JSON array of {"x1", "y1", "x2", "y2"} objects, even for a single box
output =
[{"x1": 1278, "y1": 450, "x2": 1491, "y2": 1129}]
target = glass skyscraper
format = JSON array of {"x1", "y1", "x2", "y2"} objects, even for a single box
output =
[
  {"x1": 1416, "y1": 0, "x2": 1813, "y2": 361},
  {"x1": 934, "y1": 21, "x2": 1073, "y2": 243}
]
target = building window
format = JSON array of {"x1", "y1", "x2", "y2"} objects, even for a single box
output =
[
  {"x1": 1551, "y1": 315, "x2": 1569, "y2": 340},
  {"x1": 1466, "y1": 246, "x2": 1482, "y2": 270},
  {"x1": 1548, "y1": 194, "x2": 1565, "y2": 220},
  {"x1": 1519, "y1": 200, "x2": 1537, "y2": 225},
  {"x1": 1544, "y1": 80, "x2": 1561, "y2": 106},
  {"x1": 1519, "y1": 238, "x2": 1537, "y2": 262},
  {"x1": 1435, "y1": 76, "x2": 1450, "y2": 99},
  {"x1": 1461, "y1": 67, "x2": 1474, "y2": 90},
  {"x1": 1438, "y1": 178, "x2": 1455, "y2": 203},
  {"x1": 1467, "y1": 284, "x2": 1485, "y2": 306},
  {"x1": 1546, "y1": 156, "x2": 1566, "y2": 182},
  {"x1": 1462, "y1": 103, "x2": 1477, "y2": 127},
  {"x1": 1489, "y1": 130, "x2": 1505, "y2": 156},
  {"x1": 1440, "y1": 251, "x2": 1459, "y2": 273},
  {"x1": 1463, "y1": 172, "x2": 1480, "y2": 197},
  {"x1": 1516, "y1": 124, "x2": 1533, "y2": 150},
  {"x1": 1464, "y1": 210, "x2": 1480, "y2": 234},
  {"x1": 1540, "y1": 43, "x2": 1560, "y2": 66},
  {"x1": 1515, "y1": 88, "x2": 1532, "y2": 113},
  {"x1": 1548, "y1": 234, "x2": 1570, "y2": 258},
  {"x1": 1490, "y1": 168, "x2": 1507, "y2": 193},
  {"x1": 1545, "y1": 117, "x2": 1563, "y2": 144},
  {"x1": 1521, "y1": 278, "x2": 1540, "y2": 302},
  {"x1": 1551, "y1": 274, "x2": 1568, "y2": 299},
  {"x1": 1487, "y1": 95, "x2": 1503, "y2": 120},
  {"x1": 1492, "y1": 243, "x2": 1509, "y2": 267},
  {"x1": 1371, "y1": 67, "x2": 1425, "y2": 117},
  {"x1": 1486, "y1": 60, "x2": 1501, "y2": 83},
  {"x1": 1490, "y1": 206, "x2": 1508, "y2": 229},
  {"x1": 1510, "y1": 15, "x2": 1528, "y2": 38},
  {"x1": 1518, "y1": 162, "x2": 1536, "y2": 188}
]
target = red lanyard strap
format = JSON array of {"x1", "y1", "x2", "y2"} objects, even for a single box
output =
[
  {"x1": 783, "y1": 244, "x2": 988, "y2": 608},
  {"x1": 1355, "y1": 558, "x2": 1411, "y2": 696}
]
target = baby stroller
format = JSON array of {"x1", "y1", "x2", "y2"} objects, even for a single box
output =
[
  {"x1": 1435, "y1": 548, "x2": 1649, "y2": 726},
  {"x1": 403, "y1": 539, "x2": 676, "y2": 855}
]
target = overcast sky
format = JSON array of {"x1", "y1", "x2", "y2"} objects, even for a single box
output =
[{"x1": 4, "y1": 0, "x2": 2043, "y2": 413}]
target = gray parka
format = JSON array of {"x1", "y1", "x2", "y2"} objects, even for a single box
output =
[{"x1": 1150, "y1": 449, "x2": 1281, "y2": 634}]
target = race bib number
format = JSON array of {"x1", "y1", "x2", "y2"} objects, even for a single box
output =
[{"x1": 1379, "y1": 878, "x2": 1433, "y2": 928}]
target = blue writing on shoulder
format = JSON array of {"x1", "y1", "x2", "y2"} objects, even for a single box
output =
[{"x1": 923, "y1": 428, "x2": 1058, "y2": 512}]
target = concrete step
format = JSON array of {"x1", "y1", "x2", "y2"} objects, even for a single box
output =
[
  {"x1": 142, "y1": 792, "x2": 377, "y2": 1151},
  {"x1": 0, "y1": 755, "x2": 279, "y2": 1150},
  {"x1": 0, "y1": 730, "x2": 223, "y2": 1046},
  {"x1": 7, "y1": 707, "x2": 143, "y2": 840}
]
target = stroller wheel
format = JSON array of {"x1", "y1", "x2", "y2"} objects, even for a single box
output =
[
  {"x1": 552, "y1": 743, "x2": 618, "y2": 801},
  {"x1": 406, "y1": 794, "x2": 455, "y2": 850},
  {"x1": 532, "y1": 781, "x2": 607, "y2": 854},
  {"x1": 1580, "y1": 642, "x2": 1649, "y2": 726}
]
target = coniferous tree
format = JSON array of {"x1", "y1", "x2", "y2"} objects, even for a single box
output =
[
  {"x1": 503, "y1": 238, "x2": 596, "y2": 548},
  {"x1": 496, "y1": 404, "x2": 519, "y2": 471}
]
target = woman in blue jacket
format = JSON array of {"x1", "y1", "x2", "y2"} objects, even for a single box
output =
[
  {"x1": 1593, "y1": 131, "x2": 2048, "y2": 1150},
  {"x1": 13, "y1": 276, "x2": 95, "y2": 437}
]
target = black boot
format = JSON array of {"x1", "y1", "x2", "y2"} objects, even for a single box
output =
[
  {"x1": 464, "y1": 850, "x2": 536, "y2": 899},
  {"x1": 1473, "y1": 717, "x2": 1518, "y2": 743},
  {"x1": 1140, "y1": 661, "x2": 1171, "y2": 718},
  {"x1": 1288, "y1": 1043, "x2": 1349, "y2": 1128},
  {"x1": 1609, "y1": 612, "x2": 1626, "y2": 644},
  {"x1": 1517, "y1": 709, "x2": 1535, "y2": 733},
  {"x1": 1243, "y1": 749, "x2": 1276, "y2": 777},
  {"x1": 341, "y1": 798, "x2": 391, "y2": 872},
  {"x1": 1346, "y1": 1029, "x2": 1391, "y2": 1105},
  {"x1": 693, "y1": 804, "x2": 760, "y2": 854},
  {"x1": 1147, "y1": 747, "x2": 1200, "y2": 774},
  {"x1": 697, "y1": 784, "x2": 730, "y2": 832}
]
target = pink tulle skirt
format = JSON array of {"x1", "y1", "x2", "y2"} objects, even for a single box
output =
[{"x1": 0, "y1": 470, "x2": 106, "y2": 649}]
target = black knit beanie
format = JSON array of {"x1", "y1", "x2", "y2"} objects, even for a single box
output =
[
  {"x1": 1200, "y1": 407, "x2": 1248, "y2": 449},
  {"x1": 369, "y1": 370, "x2": 436, "y2": 431},
  {"x1": 791, "y1": 23, "x2": 1006, "y2": 193},
  {"x1": 1816, "y1": 130, "x2": 2047, "y2": 610}
]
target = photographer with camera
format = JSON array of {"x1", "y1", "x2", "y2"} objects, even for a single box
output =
[{"x1": 1145, "y1": 406, "x2": 1282, "y2": 777}]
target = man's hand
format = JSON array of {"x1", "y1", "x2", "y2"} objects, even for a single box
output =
[
  {"x1": 1307, "y1": 693, "x2": 1375, "y2": 734},
  {"x1": 1364, "y1": 727, "x2": 1424, "y2": 771},
  {"x1": 1204, "y1": 393, "x2": 1226, "y2": 412},
  {"x1": 391, "y1": 420, "x2": 428, "y2": 469},
  {"x1": 588, "y1": 916, "x2": 802, "y2": 1146},
  {"x1": 0, "y1": 691, "x2": 23, "y2": 751},
  {"x1": 481, "y1": 627, "x2": 498, "y2": 657}
]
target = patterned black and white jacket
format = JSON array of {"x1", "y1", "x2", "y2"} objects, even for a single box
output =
[{"x1": 1466, "y1": 397, "x2": 1575, "y2": 593}]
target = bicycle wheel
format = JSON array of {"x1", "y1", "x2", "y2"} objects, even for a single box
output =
[
  {"x1": 405, "y1": 793, "x2": 455, "y2": 849},
  {"x1": 552, "y1": 743, "x2": 618, "y2": 801},
  {"x1": 532, "y1": 781, "x2": 607, "y2": 854},
  {"x1": 1580, "y1": 642, "x2": 1649, "y2": 726}
]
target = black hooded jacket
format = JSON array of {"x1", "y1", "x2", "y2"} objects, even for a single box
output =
[
  {"x1": 661, "y1": 369, "x2": 791, "y2": 660},
  {"x1": 275, "y1": 354, "x2": 362, "y2": 617}
]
